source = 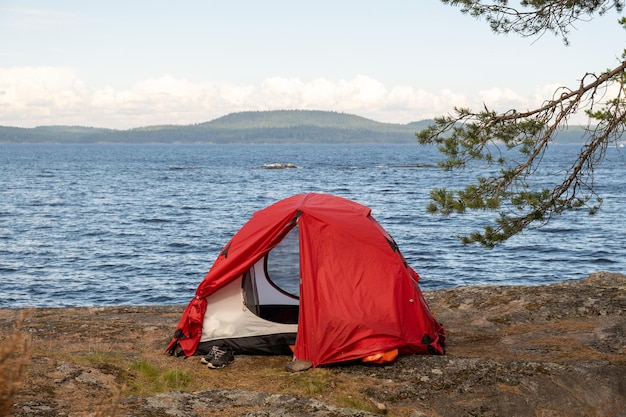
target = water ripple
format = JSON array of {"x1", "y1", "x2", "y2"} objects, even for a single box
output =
[{"x1": 1, "y1": 143, "x2": 624, "y2": 307}]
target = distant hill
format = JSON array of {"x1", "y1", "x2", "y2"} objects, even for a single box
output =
[
  {"x1": 203, "y1": 110, "x2": 401, "y2": 129},
  {"x1": 0, "y1": 110, "x2": 431, "y2": 144},
  {"x1": 0, "y1": 109, "x2": 589, "y2": 144}
]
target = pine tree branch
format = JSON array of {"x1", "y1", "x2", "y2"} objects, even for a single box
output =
[
  {"x1": 417, "y1": 59, "x2": 626, "y2": 246},
  {"x1": 442, "y1": 0, "x2": 624, "y2": 43}
]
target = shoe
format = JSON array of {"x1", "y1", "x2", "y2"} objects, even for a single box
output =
[
  {"x1": 201, "y1": 345, "x2": 234, "y2": 369},
  {"x1": 168, "y1": 343, "x2": 185, "y2": 357},
  {"x1": 200, "y1": 345, "x2": 220, "y2": 364}
]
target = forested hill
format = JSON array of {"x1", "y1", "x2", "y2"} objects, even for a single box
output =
[
  {"x1": 0, "y1": 110, "x2": 428, "y2": 144},
  {"x1": 0, "y1": 109, "x2": 588, "y2": 144}
]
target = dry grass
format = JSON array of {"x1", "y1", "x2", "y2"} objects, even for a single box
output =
[
  {"x1": 67, "y1": 348, "x2": 386, "y2": 415},
  {"x1": 0, "y1": 313, "x2": 31, "y2": 417},
  {"x1": 0, "y1": 306, "x2": 397, "y2": 414},
  {"x1": 5, "y1": 275, "x2": 624, "y2": 417}
]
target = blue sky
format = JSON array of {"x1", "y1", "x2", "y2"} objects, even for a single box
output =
[{"x1": 1, "y1": 1, "x2": 624, "y2": 128}]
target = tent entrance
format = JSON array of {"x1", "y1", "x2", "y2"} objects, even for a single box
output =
[{"x1": 242, "y1": 225, "x2": 300, "y2": 324}]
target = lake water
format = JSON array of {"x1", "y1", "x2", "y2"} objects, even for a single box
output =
[{"x1": 1, "y1": 143, "x2": 624, "y2": 308}]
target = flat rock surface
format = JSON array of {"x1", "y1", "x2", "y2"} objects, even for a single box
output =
[{"x1": 1, "y1": 271, "x2": 624, "y2": 417}]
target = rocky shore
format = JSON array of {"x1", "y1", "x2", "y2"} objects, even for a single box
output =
[{"x1": 1, "y1": 271, "x2": 624, "y2": 417}]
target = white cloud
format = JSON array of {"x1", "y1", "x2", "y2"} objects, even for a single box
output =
[
  {"x1": 474, "y1": 84, "x2": 595, "y2": 125},
  {"x1": 0, "y1": 66, "x2": 594, "y2": 129},
  {"x1": 478, "y1": 87, "x2": 527, "y2": 109},
  {"x1": 0, "y1": 67, "x2": 86, "y2": 123}
]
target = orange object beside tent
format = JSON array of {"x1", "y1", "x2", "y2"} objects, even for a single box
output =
[
  {"x1": 362, "y1": 349, "x2": 399, "y2": 364},
  {"x1": 167, "y1": 193, "x2": 445, "y2": 367}
]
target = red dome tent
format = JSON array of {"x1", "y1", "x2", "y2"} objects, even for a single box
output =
[{"x1": 167, "y1": 193, "x2": 445, "y2": 367}]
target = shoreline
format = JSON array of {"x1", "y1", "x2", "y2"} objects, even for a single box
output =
[
  {"x1": 0, "y1": 275, "x2": 595, "y2": 312},
  {"x1": 2, "y1": 271, "x2": 625, "y2": 417}
]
